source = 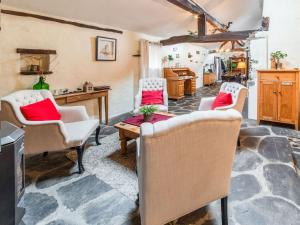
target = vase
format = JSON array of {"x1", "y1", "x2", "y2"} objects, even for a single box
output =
[
  {"x1": 143, "y1": 114, "x2": 153, "y2": 122},
  {"x1": 275, "y1": 60, "x2": 281, "y2": 70},
  {"x1": 33, "y1": 76, "x2": 49, "y2": 90}
]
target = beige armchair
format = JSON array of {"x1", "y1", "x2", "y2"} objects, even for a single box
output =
[
  {"x1": 199, "y1": 82, "x2": 248, "y2": 113},
  {"x1": 137, "y1": 109, "x2": 242, "y2": 225},
  {"x1": 0, "y1": 90, "x2": 100, "y2": 174}
]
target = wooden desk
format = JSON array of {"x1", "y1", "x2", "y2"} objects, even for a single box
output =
[{"x1": 54, "y1": 89, "x2": 110, "y2": 125}]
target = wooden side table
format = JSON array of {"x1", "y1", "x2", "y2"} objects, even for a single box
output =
[{"x1": 55, "y1": 89, "x2": 110, "y2": 125}]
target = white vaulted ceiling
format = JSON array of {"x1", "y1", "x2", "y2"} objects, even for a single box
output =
[{"x1": 3, "y1": 0, "x2": 263, "y2": 38}]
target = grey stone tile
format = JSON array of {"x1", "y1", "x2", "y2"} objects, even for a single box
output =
[
  {"x1": 57, "y1": 175, "x2": 112, "y2": 210},
  {"x1": 100, "y1": 126, "x2": 118, "y2": 136},
  {"x1": 46, "y1": 220, "x2": 76, "y2": 225},
  {"x1": 241, "y1": 137, "x2": 260, "y2": 149},
  {"x1": 258, "y1": 137, "x2": 292, "y2": 163},
  {"x1": 234, "y1": 197, "x2": 300, "y2": 225},
  {"x1": 263, "y1": 164, "x2": 300, "y2": 205},
  {"x1": 22, "y1": 192, "x2": 58, "y2": 225},
  {"x1": 233, "y1": 150, "x2": 263, "y2": 172},
  {"x1": 109, "y1": 112, "x2": 133, "y2": 126},
  {"x1": 230, "y1": 174, "x2": 261, "y2": 201},
  {"x1": 36, "y1": 162, "x2": 79, "y2": 189},
  {"x1": 83, "y1": 190, "x2": 137, "y2": 225},
  {"x1": 240, "y1": 127, "x2": 270, "y2": 137},
  {"x1": 271, "y1": 126, "x2": 300, "y2": 137},
  {"x1": 26, "y1": 152, "x2": 71, "y2": 173}
]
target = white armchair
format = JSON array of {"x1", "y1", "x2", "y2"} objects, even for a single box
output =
[
  {"x1": 199, "y1": 82, "x2": 248, "y2": 113},
  {"x1": 0, "y1": 90, "x2": 100, "y2": 174},
  {"x1": 134, "y1": 78, "x2": 168, "y2": 114},
  {"x1": 137, "y1": 109, "x2": 242, "y2": 225}
]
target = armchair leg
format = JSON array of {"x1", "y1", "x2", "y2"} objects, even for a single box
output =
[
  {"x1": 221, "y1": 197, "x2": 228, "y2": 225},
  {"x1": 95, "y1": 125, "x2": 101, "y2": 145},
  {"x1": 76, "y1": 145, "x2": 85, "y2": 174},
  {"x1": 237, "y1": 136, "x2": 241, "y2": 147}
]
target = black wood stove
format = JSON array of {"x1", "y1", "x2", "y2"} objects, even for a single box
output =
[{"x1": 0, "y1": 121, "x2": 25, "y2": 225}]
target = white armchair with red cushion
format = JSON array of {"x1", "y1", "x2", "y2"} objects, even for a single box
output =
[
  {"x1": 199, "y1": 82, "x2": 248, "y2": 113},
  {"x1": 134, "y1": 78, "x2": 168, "y2": 114},
  {"x1": 0, "y1": 90, "x2": 100, "y2": 174}
]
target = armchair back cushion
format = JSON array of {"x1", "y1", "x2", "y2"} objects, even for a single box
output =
[
  {"x1": 20, "y1": 98, "x2": 61, "y2": 121},
  {"x1": 138, "y1": 109, "x2": 242, "y2": 225}
]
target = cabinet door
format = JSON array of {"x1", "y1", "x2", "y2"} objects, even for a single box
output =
[
  {"x1": 278, "y1": 81, "x2": 296, "y2": 124},
  {"x1": 259, "y1": 81, "x2": 278, "y2": 121}
]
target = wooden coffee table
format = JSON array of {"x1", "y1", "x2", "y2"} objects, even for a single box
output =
[{"x1": 114, "y1": 112, "x2": 175, "y2": 154}]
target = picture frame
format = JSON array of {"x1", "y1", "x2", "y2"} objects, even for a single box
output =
[{"x1": 96, "y1": 36, "x2": 117, "y2": 61}]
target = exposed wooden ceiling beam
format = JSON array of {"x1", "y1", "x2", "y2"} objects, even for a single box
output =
[
  {"x1": 167, "y1": 0, "x2": 227, "y2": 30},
  {"x1": 160, "y1": 30, "x2": 256, "y2": 45},
  {"x1": 197, "y1": 14, "x2": 206, "y2": 36}
]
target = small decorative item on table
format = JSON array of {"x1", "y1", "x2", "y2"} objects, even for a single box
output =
[
  {"x1": 83, "y1": 81, "x2": 94, "y2": 92},
  {"x1": 139, "y1": 105, "x2": 158, "y2": 122}
]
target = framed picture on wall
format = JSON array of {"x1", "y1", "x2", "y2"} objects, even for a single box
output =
[{"x1": 96, "y1": 36, "x2": 117, "y2": 61}]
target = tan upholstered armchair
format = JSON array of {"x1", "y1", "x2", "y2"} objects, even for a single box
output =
[
  {"x1": 199, "y1": 82, "x2": 248, "y2": 113},
  {"x1": 137, "y1": 109, "x2": 242, "y2": 225},
  {"x1": 0, "y1": 90, "x2": 100, "y2": 174}
]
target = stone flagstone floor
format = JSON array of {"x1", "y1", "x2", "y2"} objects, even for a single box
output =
[{"x1": 21, "y1": 84, "x2": 300, "y2": 225}]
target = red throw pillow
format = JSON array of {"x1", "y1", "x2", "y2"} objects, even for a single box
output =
[
  {"x1": 211, "y1": 92, "x2": 233, "y2": 110},
  {"x1": 141, "y1": 90, "x2": 163, "y2": 105},
  {"x1": 20, "y1": 98, "x2": 61, "y2": 121}
]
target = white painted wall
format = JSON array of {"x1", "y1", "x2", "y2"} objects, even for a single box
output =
[
  {"x1": 263, "y1": 0, "x2": 300, "y2": 68},
  {"x1": 162, "y1": 44, "x2": 208, "y2": 88},
  {"x1": 0, "y1": 7, "x2": 160, "y2": 119}
]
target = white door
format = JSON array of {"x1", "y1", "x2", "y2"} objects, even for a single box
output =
[{"x1": 248, "y1": 34, "x2": 269, "y2": 120}]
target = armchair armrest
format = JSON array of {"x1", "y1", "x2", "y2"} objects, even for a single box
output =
[
  {"x1": 215, "y1": 104, "x2": 235, "y2": 111},
  {"x1": 57, "y1": 106, "x2": 89, "y2": 123},
  {"x1": 163, "y1": 91, "x2": 168, "y2": 108},
  {"x1": 22, "y1": 120, "x2": 69, "y2": 154},
  {"x1": 135, "y1": 92, "x2": 142, "y2": 110},
  {"x1": 198, "y1": 97, "x2": 216, "y2": 111}
]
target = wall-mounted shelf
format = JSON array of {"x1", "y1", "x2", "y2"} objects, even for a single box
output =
[
  {"x1": 17, "y1": 48, "x2": 57, "y2": 55},
  {"x1": 20, "y1": 71, "x2": 53, "y2": 75}
]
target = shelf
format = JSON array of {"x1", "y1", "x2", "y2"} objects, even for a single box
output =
[
  {"x1": 20, "y1": 71, "x2": 53, "y2": 75},
  {"x1": 17, "y1": 48, "x2": 57, "y2": 55}
]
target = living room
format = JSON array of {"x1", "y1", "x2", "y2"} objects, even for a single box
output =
[{"x1": 0, "y1": 0, "x2": 300, "y2": 225}]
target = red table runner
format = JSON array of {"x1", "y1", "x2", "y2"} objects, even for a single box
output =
[{"x1": 123, "y1": 113, "x2": 172, "y2": 127}]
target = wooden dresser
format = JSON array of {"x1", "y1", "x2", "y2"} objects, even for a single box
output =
[
  {"x1": 257, "y1": 69, "x2": 300, "y2": 129},
  {"x1": 163, "y1": 68, "x2": 197, "y2": 100},
  {"x1": 203, "y1": 72, "x2": 216, "y2": 86}
]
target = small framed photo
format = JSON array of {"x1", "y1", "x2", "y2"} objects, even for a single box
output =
[{"x1": 96, "y1": 36, "x2": 117, "y2": 61}]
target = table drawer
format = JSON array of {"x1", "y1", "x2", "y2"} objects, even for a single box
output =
[{"x1": 67, "y1": 94, "x2": 93, "y2": 103}]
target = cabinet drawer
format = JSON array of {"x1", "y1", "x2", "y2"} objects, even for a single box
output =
[{"x1": 260, "y1": 72, "x2": 296, "y2": 81}]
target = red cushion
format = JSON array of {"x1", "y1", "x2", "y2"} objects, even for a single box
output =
[
  {"x1": 141, "y1": 90, "x2": 163, "y2": 105},
  {"x1": 20, "y1": 98, "x2": 61, "y2": 121},
  {"x1": 211, "y1": 92, "x2": 233, "y2": 110}
]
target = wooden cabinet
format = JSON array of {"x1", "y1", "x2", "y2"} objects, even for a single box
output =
[
  {"x1": 257, "y1": 70, "x2": 299, "y2": 129},
  {"x1": 164, "y1": 68, "x2": 197, "y2": 100},
  {"x1": 203, "y1": 73, "x2": 216, "y2": 86}
]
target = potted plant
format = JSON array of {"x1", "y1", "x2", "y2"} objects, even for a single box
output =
[
  {"x1": 271, "y1": 51, "x2": 288, "y2": 69},
  {"x1": 139, "y1": 105, "x2": 158, "y2": 122}
]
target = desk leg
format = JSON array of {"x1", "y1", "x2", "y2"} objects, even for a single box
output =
[
  {"x1": 98, "y1": 97, "x2": 103, "y2": 124},
  {"x1": 105, "y1": 94, "x2": 109, "y2": 125},
  {"x1": 119, "y1": 131, "x2": 127, "y2": 155}
]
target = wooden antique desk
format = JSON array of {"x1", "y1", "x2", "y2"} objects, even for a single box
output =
[
  {"x1": 114, "y1": 112, "x2": 175, "y2": 154},
  {"x1": 55, "y1": 89, "x2": 110, "y2": 125}
]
